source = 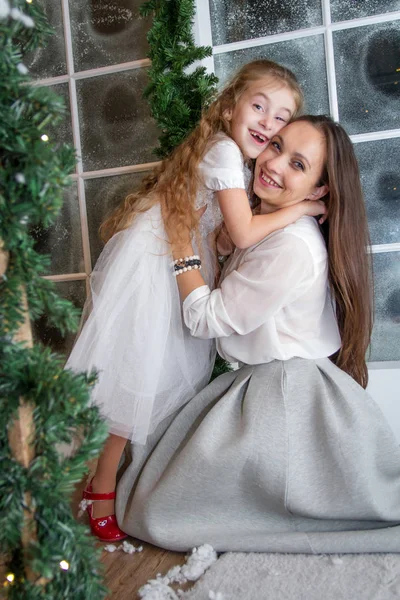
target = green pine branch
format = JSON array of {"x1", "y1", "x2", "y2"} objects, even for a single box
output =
[{"x1": 140, "y1": 0, "x2": 218, "y2": 157}]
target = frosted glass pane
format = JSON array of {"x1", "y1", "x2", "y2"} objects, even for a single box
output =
[
  {"x1": 77, "y1": 69, "x2": 159, "y2": 171},
  {"x1": 355, "y1": 139, "x2": 400, "y2": 246},
  {"x1": 214, "y1": 36, "x2": 329, "y2": 115},
  {"x1": 31, "y1": 184, "x2": 84, "y2": 275},
  {"x1": 47, "y1": 83, "x2": 73, "y2": 149},
  {"x1": 370, "y1": 253, "x2": 400, "y2": 362},
  {"x1": 209, "y1": 0, "x2": 322, "y2": 45},
  {"x1": 334, "y1": 23, "x2": 400, "y2": 134},
  {"x1": 33, "y1": 280, "x2": 86, "y2": 357},
  {"x1": 331, "y1": 0, "x2": 400, "y2": 21},
  {"x1": 25, "y1": 0, "x2": 66, "y2": 78},
  {"x1": 85, "y1": 172, "x2": 148, "y2": 265},
  {"x1": 69, "y1": 0, "x2": 151, "y2": 72}
]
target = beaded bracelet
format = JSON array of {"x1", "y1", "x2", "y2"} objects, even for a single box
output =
[{"x1": 173, "y1": 255, "x2": 202, "y2": 276}]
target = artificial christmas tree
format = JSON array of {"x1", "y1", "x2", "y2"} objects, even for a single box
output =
[{"x1": 0, "y1": 2, "x2": 107, "y2": 597}]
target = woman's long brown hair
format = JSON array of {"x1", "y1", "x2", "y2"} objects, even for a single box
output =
[
  {"x1": 99, "y1": 60, "x2": 304, "y2": 247},
  {"x1": 296, "y1": 115, "x2": 373, "y2": 388}
]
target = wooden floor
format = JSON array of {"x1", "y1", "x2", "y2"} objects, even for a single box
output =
[
  {"x1": 100, "y1": 538, "x2": 189, "y2": 599},
  {"x1": 73, "y1": 475, "x2": 189, "y2": 599}
]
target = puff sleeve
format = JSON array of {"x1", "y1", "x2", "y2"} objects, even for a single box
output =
[{"x1": 199, "y1": 134, "x2": 247, "y2": 191}]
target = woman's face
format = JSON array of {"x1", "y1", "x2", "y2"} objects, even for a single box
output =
[{"x1": 253, "y1": 121, "x2": 327, "y2": 213}]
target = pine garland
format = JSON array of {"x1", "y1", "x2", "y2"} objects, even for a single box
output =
[
  {"x1": 0, "y1": 2, "x2": 107, "y2": 597},
  {"x1": 140, "y1": 0, "x2": 218, "y2": 158}
]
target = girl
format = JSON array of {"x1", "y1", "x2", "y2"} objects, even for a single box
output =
[
  {"x1": 117, "y1": 117, "x2": 400, "y2": 553},
  {"x1": 68, "y1": 61, "x2": 324, "y2": 542}
]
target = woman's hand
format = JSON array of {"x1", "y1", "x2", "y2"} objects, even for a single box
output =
[{"x1": 298, "y1": 199, "x2": 328, "y2": 225}]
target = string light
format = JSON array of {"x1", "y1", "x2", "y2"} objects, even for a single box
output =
[
  {"x1": 59, "y1": 560, "x2": 69, "y2": 571},
  {"x1": 26, "y1": 0, "x2": 33, "y2": 3},
  {"x1": 6, "y1": 573, "x2": 15, "y2": 583},
  {"x1": 41, "y1": 134, "x2": 49, "y2": 142}
]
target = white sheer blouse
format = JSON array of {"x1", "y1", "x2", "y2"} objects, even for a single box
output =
[{"x1": 183, "y1": 216, "x2": 341, "y2": 365}]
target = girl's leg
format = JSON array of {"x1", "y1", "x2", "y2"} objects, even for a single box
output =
[{"x1": 90, "y1": 433, "x2": 127, "y2": 518}]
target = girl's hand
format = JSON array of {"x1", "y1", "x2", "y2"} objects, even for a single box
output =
[{"x1": 299, "y1": 200, "x2": 328, "y2": 225}]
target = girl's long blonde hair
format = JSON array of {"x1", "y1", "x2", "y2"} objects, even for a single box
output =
[
  {"x1": 296, "y1": 115, "x2": 373, "y2": 389},
  {"x1": 100, "y1": 59, "x2": 304, "y2": 246}
]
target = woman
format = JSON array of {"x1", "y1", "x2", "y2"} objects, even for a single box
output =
[{"x1": 115, "y1": 116, "x2": 400, "y2": 553}]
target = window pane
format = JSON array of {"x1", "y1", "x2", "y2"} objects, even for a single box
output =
[
  {"x1": 85, "y1": 172, "x2": 148, "y2": 265},
  {"x1": 76, "y1": 69, "x2": 159, "y2": 171},
  {"x1": 47, "y1": 83, "x2": 74, "y2": 149},
  {"x1": 331, "y1": 0, "x2": 400, "y2": 22},
  {"x1": 214, "y1": 35, "x2": 329, "y2": 115},
  {"x1": 31, "y1": 184, "x2": 84, "y2": 275},
  {"x1": 33, "y1": 280, "x2": 86, "y2": 357},
  {"x1": 25, "y1": 0, "x2": 66, "y2": 78},
  {"x1": 334, "y1": 22, "x2": 400, "y2": 134},
  {"x1": 69, "y1": 0, "x2": 151, "y2": 72},
  {"x1": 209, "y1": 0, "x2": 322, "y2": 45},
  {"x1": 370, "y1": 252, "x2": 400, "y2": 362},
  {"x1": 355, "y1": 138, "x2": 400, "y2": 246}
]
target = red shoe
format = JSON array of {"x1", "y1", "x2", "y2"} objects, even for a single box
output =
[{"x1": 82, "y1": 480, "x2": 128, "y2": 543}]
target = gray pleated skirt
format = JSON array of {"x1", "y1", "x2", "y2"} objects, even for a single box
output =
[{"x1": 116, "y1": 358, "x2": 400, "y2": 553}]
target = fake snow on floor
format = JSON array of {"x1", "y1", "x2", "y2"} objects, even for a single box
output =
[
  {"x1": 104, "y1": 540, "x2": 143, "y2": 554},
  {"x1": 137, "y1": 544, "x2": 218, "y2": 600}
]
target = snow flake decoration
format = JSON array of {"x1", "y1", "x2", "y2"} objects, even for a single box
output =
[
  {"x1": 10, "y1": 6, "x2": 34, "y2": 28},
  {"x1": 138, "y1": 544, "x2": 218, "y2": 599}
]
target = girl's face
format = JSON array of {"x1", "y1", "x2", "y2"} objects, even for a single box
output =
[
  {"x1": 253, "y1": 121, "x2": 328, "y2": 212},
  {"x1": 227, "y1": 78, "x2": 297, "y2": 160}
]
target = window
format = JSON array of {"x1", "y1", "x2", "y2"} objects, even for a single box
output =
[{"x1": 27, "y1": 0, "x2": 157, "y2": 354}]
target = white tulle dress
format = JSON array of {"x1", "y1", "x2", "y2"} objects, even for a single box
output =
[{"x1": 65, "y1": 133, "x2": 251, "y2": 444}]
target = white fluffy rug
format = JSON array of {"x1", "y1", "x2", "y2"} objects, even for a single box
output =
[{"x1": 184, "y1": 553, "x2": 400, "y2": 599}]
